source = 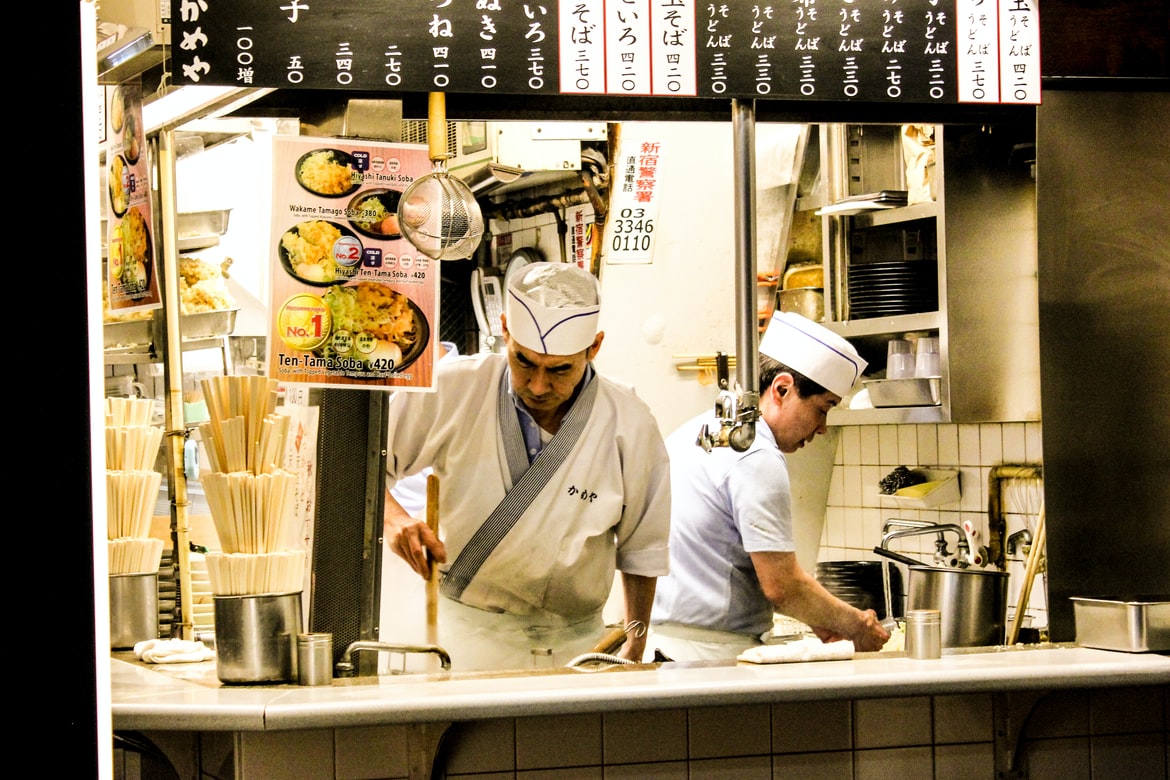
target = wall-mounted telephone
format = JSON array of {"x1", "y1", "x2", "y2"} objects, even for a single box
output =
[{"x1": 471, "y1": 268, "x2": 505, "y2": 352}]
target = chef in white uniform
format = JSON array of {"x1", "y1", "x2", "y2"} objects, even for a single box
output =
[
  {"x1": 649, "y1": 311, "x2": 890, "y2": 661},
  {"x1": 383, "y1": 262, "x2": 670, "y2": 671}
]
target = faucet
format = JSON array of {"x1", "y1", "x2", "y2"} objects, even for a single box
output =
[
  {"x1": 1006, "y1": 528, "x2": 1033, "y2": 556},
  {"x1": 875, "y1": 520, "x2": 971, "y2": 625},
  {"x1": 880, "y1": 521, "x2": 970, "y2": 568},
  {"x1": 334, "y1": 640, "x2": 452, "y2": 677}
]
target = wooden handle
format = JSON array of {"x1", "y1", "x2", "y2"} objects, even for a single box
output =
[
  {"x1": 1006, "y1": 503, "x2": 1045, "y2": 645},
  {"x1": 590, "y1": 626, "x2": 628, "y2": 655},
  {"x1": 426, "y1": 474, "x2": 440, "y2": 645},
  {"x1": 427, "y1": 92, "x2": 448, "y2": 161}
]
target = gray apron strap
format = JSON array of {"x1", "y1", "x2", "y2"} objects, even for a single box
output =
[
  {"x1": 441, "y1": 370, "x2": 598, "y2": 602},
  {"x1": 498, "y1": 370, "x2": 530, "y2": 484}
]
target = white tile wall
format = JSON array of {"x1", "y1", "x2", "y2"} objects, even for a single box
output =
[
  {"x1": 516, "y1": 712, "x2": 602, "y2": 770},
  {"x1": 821, "y1": 421, "x2": 1047, "y2": 628},
  {"x1": 162, "y1": 684, "x2": 1165, "y2": 779}
]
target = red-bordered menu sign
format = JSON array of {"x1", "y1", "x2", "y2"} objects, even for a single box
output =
[
  {"x1": 106, "y1": 81, "x2": 163, "y2": 315},
  {"x1": 266, "y1": 135, "x2": 440, "y2": 391}
]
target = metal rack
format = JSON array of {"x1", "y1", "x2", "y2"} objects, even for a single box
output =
[{"x1": 813, "y1": 122, "x2": 1041, "y2": 425}]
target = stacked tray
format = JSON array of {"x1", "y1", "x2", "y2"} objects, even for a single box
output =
[
  {"x1": 816, "y1": 560, "x2": 904, "y2": 618},
  {"x1": 847, "y1": 260, "x2": 938, "y2": 319}
]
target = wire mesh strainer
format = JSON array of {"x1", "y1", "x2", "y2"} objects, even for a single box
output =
[{"x1": 398, "y1": 93, "x2": 484, "y2": 260}]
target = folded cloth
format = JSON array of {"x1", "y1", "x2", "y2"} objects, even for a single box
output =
[
  {"x1": 737, "y1": 637, "x2": 855, "y2": 665},
  {"x1": 133, "y1": 638, "x2": 215, "y2": 664}
]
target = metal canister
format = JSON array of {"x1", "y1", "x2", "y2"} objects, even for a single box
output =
[
  {"x1": 297, "y1": 633, "x2": 334, "y2": 686},
  {"x1": 905, "y1": 609, "x2": 942, "y2": 659}
]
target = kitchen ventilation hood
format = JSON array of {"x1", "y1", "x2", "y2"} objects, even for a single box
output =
[
  {"x1": 97, "y1": 23, "x2": 165, "y2": 85},
  {"x1": 96, "y1": 0, "x2": 171, "y2": 85}
]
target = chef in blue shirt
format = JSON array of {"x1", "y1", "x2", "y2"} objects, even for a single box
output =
[{"x1": 649, "y1": 312, "x2": 890, "y2": 661}]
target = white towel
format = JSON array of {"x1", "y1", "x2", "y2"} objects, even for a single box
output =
[
  {"x1": 737, "y1": 637, "x2": 855, "y2": 664},
  {"x1": 133, "y1": 638, "x2": 215, "y2": 664}
]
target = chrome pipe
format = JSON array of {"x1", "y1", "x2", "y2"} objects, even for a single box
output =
[{"x1": 335, "y1": 640, "x2": 452, "y2": 676}]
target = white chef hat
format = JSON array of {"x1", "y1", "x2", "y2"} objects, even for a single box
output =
[
  {"x1": 759, "y1": 311, "x2": 867, "y2": 398},
  {"x1": 506, "y1": 262, "x2": 601, "y2": 355}
]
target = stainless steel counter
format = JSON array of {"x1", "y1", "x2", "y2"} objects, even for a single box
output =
[{"x1": 111, "y1": 644, "x2": 1170, "y2": 733}]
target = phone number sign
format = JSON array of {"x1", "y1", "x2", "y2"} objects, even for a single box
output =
[{"x1": 606, "y1": 135, "x2": 663, "y2": 265}]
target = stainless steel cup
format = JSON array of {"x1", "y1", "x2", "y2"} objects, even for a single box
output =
[
  {"x1": 110, "y1": 572, "x2": 159, "y2": 649},
  {"x1": 213, "y1": 591, "x2": 302, "y2": 684},
  {"x1": 297, "y1": 633, "x2": 334, "y2": 686},
  {"x1": 905, "y1": 609, "x2": 942, "y2": 659}
]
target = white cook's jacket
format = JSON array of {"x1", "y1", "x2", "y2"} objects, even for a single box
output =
[{"x1": 384, "y1": 352, "x2": 670, "y2": 669}]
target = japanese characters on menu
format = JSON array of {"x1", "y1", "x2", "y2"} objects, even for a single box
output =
[{"x1": 173, "y1": 1, "x2": 1040, "y2": 106}]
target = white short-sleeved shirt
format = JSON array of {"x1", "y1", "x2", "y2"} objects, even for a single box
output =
[{"x1": 651, "y1": 411, "x2": 793, "y2": 636}]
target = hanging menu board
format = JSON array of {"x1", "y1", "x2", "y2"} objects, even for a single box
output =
[
  {"x1": 105, "y1": 81, "x2": 163, "y2": 314},
  {"x1": 266, "y1": 135, "x2": 439, "y2": 391},
  {"x1": 173, "y1": 0, "x2": 1040, "y2": 105}
]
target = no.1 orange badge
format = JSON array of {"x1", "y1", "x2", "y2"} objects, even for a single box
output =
[{"x1": 277, "y1": 292, "x2": 331, "y2": 352}]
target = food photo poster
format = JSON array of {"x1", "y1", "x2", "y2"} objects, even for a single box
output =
[
  {"x1": 105, "y1": 81, "x2": 162, "y2": 314},
  {"x1": 266, "y1": 135, "x2": 439, "y2": 390}
]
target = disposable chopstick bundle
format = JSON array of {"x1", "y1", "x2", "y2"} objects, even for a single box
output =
[
  {"x1": 105, "y1": 424, "x2": 164, "y2": 471},
  {"x1": 106, "y1": 470, "x2": 163, "y2": 539},
  {"x1": 254, "y1": 414, "x2": 291, "y2": 475},
  {"x1": 202, "y1": 471, "x2": 298, "y2": 554},
  {"x1": 205, "y1": 550, "x2": 306, "y2": 596},
  {"x1": 199, "y1": 376, "x2": 281, "y2": 475},
  {"x1": 108, "y1": 537, "x2": 165, "y2": 575},
  {"x1": 105, "y1": 396, "x2": 155, "y2": 427}
]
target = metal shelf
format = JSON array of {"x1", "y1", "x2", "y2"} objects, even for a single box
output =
[
  {"x1": 822, "y1": 311, "x2": 940, "y2": 339},
  {"x1": 850, "y1": 200, "x2": 937, "y2": 228},
  {"x1": 820, "y1": 123, "x2": 947, "y2": 426},
  {"x1": 828, "y1": 404, "x2": 948, "y2": 426},
  {"x1": 104, "y1": 335, "x2": 232, "y2": 369}
]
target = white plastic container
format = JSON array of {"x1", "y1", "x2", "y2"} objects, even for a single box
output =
[{"x1": 879, "y1": 468, "x2": 961, "y2": 508}]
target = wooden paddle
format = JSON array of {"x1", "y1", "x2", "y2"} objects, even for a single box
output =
[{"x1": 426, "y1": 474, "x2": 440, "y2": 646}]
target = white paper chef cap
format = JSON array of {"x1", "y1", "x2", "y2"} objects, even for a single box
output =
[
  {"x1": 506, "y1": 262, "x2": 601, "y2": 355},
  {"x1": 759, "y1": 311, "x2": 867, "y2": 398}
]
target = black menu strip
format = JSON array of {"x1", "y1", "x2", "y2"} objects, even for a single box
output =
[{"x1": 171, "y1": 1, "x2": 1038, "y2": 105}]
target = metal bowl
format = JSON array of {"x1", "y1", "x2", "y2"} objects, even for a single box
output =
[{"x1": 864, "y1": 377, "x2": 941, "y2": 407}]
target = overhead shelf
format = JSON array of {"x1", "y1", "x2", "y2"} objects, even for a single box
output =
[{"x1": 850, "y1": 200, "x2": 938, "y2": 228}]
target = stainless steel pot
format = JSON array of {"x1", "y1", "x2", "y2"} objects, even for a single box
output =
[
  {"x1": 777, "y1": 286, "x2": 825, "y2": 322},
  {"x1": 109, "y1": 572, "x2": 159, "y2": 650},
  {"x1": 213, "y1": 591, "x2": 302, "y2": 683},
  {"x1": 906, "y1": 566, "x2": 1009, "y2": 648}
]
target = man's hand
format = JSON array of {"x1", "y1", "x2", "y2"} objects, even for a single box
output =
[
  {"x1": 810, "y1": 610, "x2": 889, "y2": 651},
  {"x1": 848, "y1": 608, "x2": 891, "y2": 652},
  {"x1": 752, "y1": 551, "x2": 891, "y2": 652},
  {"x1": 617, "y1": 631, "x2": 648, "y2": 663},
  {"x1": 385, "y1": 491, "x2": 446, "y2": 579}
]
